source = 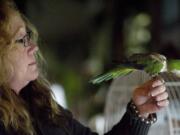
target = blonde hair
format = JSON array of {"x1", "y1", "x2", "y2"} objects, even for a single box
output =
[{"x1": 0, "y1": 0, "x2": 67, "y2": 134}]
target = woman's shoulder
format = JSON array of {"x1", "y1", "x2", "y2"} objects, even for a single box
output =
[{"x1": 58, "y1": 105, "x2": 73, "y2": 120}]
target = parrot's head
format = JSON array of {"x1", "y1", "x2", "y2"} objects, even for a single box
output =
[{"x1": 151, "y1": 53, "x2": 167, "y2": 72}]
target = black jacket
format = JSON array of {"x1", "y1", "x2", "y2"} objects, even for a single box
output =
[
  {"x1": 0, "y1": 110, "x2": 151, "y2": 135},
  {"x1": 0, "y1": 87, "x2": 151, "y2": 135}
]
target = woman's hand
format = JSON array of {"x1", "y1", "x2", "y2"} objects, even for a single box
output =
[{"x1": 132, "y1": 76, "x2": 169, "y2": 117}]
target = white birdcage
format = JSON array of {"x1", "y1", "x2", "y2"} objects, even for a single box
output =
[{"x1": 104, "y1": 70, "x2": 180, "y2": 135}]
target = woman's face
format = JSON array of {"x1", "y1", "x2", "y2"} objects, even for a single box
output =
[{"x1": 8, "y1": 12, "x2": 39, "y2": 92}]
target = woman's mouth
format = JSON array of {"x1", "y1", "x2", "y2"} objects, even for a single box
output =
[{"x1": 29, "y1": 62, "x2": 36, "y2": 66}]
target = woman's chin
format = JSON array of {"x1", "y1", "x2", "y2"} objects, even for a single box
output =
[{"x1": 29, "y1": 71, "x2": 39, "y2": 81}]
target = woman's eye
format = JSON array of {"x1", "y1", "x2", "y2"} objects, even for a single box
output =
[{"x1": 15, "y1": 39, "x2": 24, "y2": 44}]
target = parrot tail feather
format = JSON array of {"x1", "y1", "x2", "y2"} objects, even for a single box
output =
[{"x1": 89, "y1": 68, "x2": 135, "y2": 84}]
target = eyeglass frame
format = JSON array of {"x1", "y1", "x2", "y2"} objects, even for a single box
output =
[{"x1": 14, "y1": 30, "x2": 33, "y2": 47}]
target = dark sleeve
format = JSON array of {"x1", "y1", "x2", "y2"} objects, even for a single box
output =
[
  {"x1": 68, "y1": 110, "x2": 151, "y2": 135},
  {"x1": 104, "y1": 111, "x2": 150, "y2": 135}
]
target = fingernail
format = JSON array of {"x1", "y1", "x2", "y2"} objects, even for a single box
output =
[{"x1": 151, "y1": 93, "x2": 155, "y2": 97}]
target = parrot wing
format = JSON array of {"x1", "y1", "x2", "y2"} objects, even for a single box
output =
[
  {"x1": 142, "y1": 60, "x2": 164, "y2": 75},
  {"x1": 135, "y1": 56, "x2": 164, "y2": 75},
  {"x1": 89, "y1": 66, "x2": 136, "y2": 84}
]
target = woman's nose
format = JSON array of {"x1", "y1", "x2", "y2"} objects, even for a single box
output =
[{"x1": 28, "y1": 41, "x2": 39, "y2": 55}]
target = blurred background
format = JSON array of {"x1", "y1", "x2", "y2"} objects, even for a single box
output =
[{"x1": 14, "y1": 0, "x2": 180, "y2": 134}]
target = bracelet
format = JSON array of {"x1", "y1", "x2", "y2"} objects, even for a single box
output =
[{"x1": 128, "y1": 100, "x2": 157, "y2": 124}]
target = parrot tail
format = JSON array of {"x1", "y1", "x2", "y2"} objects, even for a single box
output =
[{"x1": 89, "y1": 68, "x2": 135, "y2": 84}]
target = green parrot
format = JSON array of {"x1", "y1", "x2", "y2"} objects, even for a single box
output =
[{"x1": 90, "y1": 53, "x2": 180, "y2": 84}]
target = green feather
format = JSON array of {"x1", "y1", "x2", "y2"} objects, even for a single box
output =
[
  {"x1": 144, "y1": 60, "x2": 164, "y2": 75},
  {"x1": 89, "y1": 67, "x2": 135, "y2": 84}
]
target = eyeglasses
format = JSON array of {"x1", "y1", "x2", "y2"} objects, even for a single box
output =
[{"x1": 15, "y1": 31, "x2": 32, "y2": 47}]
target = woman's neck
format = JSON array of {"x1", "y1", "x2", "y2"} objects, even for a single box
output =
[{"x1": 9, "y1": 79, "x2": 29, "y2": 94}]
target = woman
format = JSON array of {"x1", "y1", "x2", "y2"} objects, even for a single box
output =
[{"x1": 0, "y1": 0, "x2": 169, "y2": 135}]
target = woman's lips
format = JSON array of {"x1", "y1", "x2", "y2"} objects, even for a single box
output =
[{"x1": 29, "y1": 62, "x2": 36, "y2": 66}]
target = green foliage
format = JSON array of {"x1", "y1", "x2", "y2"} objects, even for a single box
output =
[{"x1": 168, "y1": 59, "x2": 180, "y2": 70}]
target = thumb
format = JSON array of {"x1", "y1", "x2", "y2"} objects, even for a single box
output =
[
  {"x1": 138, "y1": 99, "x2": 168, "y2": 115},
  {"x1": 139, "y1": 102, "x2": 161, "y2": 115}
]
